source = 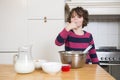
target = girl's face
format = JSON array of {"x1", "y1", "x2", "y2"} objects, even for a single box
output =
[{"x1": 70, "y1": 11, "x2": 83, "y2": 28}]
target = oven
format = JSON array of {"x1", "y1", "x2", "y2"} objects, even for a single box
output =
[{"x1": 96, "y1": 47, "x2": 120, "y2": 80}]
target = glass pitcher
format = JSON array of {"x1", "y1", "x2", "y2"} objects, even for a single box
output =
[{"x1": 14, "y1": 45, "x2": 35, "y2": 73}]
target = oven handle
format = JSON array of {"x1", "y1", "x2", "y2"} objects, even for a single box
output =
[{"x1": 100, "y1": 63, "x2": 120, "y2": 65}]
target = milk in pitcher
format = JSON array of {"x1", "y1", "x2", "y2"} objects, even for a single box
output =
[{"x1": 14, "y1": 45, "x2": 35, "y2": 73}]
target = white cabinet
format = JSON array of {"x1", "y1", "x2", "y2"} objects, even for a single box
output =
[
  {"x1": 0, "y1": 53, "x2": 17, "y2": 64},
  {"x1": 0, "y1": 0, "x2": 65, "y2": 64},
  {"x1": 28, "y1": 20, "x2": 64, "y2": 61},
  {"x1": 0, "y1": 0, "x2": 27, "y2": 64},
  {"x1": 27, "y1": 0, "x2": 64, "y2": 19},
  {"x1": 0, "y1": 0, "x2": 28, "y2": 51},
  {"x1": 27, "y1": 0, "x2": 65, "y2": 61},
  {"x1": 66, "y1": 0, "x2": 120, "y2": 15},
  {"x1": 67, "y1": 0, "x2": 120, "y2": 2}
]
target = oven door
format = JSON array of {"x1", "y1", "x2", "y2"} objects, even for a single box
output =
[{"x1": 99, "y1": 61, "x2": 120, "y2": 80}]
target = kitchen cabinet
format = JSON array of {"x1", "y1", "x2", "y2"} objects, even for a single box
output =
[
  {"x1": 0, "y1": 0, "x2": 27, "y2": 64},
  {"x1": 0, "y1": 53, "x2": 17, "y2": 64},
  {"x1": 0, "y1": 0, "x2": 28, "y2": 51},
  {"x1": 27, "y1": 0, "x2": 64, "y2": 19},
  {"x1": 28, "y1": 20, "x2": 64, "y2": 61},
  {"x1": 66, "y1": 0, "x2": 120, "y2": 15},
  {"x1": 0, "y1": 0, "x2": 65, "y2": 64},
  {"x1": 27, "y1": 0, "x2": 65, "y2": 61},
  {"x1": 66, "y1": 0, "x2": 120, "y2": 2}
]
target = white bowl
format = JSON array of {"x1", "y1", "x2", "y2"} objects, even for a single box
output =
[
  {"x1": 34, "y1": 59, "x2": 47, "y2": 69},
  {"x1": 41, "y1": 62, "x2": 62, "y2": 75}
]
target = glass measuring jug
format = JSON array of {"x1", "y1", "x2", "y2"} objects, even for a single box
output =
[{"x1": 14, "y1": 45, "x2": 35, "y2": 73}]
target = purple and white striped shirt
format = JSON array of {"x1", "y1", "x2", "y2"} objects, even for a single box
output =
[{"x1": 55, "y1": 28, "x2": 99, "y2": 64}]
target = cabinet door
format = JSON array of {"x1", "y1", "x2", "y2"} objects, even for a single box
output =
[
  {"x1": 0, "y1": 0, "x2": 28, "y2": 50},
  {"x1": 28, "y1": 20, "x2": 64, "y2": 61},
  {"x1": 0, "y1": 53, "x2": 17, "y2": 64},
  {"x1": 27, "y1": 0, "x2": 64, "y2": 19}
]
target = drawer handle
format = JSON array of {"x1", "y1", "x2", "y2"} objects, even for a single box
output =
[{"x1": 44, "y1": 16, "x2": 47, "y2": 22}]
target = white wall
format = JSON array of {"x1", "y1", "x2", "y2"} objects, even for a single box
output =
[{"x1": 84, "y1": 20, "x2": 120, "y2": 49}]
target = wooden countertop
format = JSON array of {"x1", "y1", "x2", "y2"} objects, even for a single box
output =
[{"x1": 0, "y1": 64, "x2": 115, "y2": 80}]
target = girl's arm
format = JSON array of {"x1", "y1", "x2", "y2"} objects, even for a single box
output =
[
  {"x1": 89, "y1": 34, "x2": 99, "y2": 64},
  {"x1": 55, "y1": 28, "x2": 69, "y2": 46}
]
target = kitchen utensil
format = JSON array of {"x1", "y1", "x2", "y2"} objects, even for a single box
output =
[
  {"x1": 14, "y1": 45, "x2": 35, "y2": 73},
  {"x1": 59, "y1": 51, "x2": 87, "y2": 69},
  {"x1": 59, "y1": 45, "x2": 92, "y2": 69},
  {"x1": 34, "y1": 59, "x2": 47, "y2": 69},
  {"x1": 41, "y1": 62, "x2": 62, "y2": 75},
  {"x1": 61, "y1": 64, "x2": 71, "y2": 72},
  {"x1": 83, "y1": 45, "x2": 92, "y2": 53}
]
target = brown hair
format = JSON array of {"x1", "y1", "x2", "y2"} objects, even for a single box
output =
[{"x1": 67, "y1": 7, "x2": 89, "y2": 28}]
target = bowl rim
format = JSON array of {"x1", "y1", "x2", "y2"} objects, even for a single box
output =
[{"x1": 59, "y1": 51, "x2": 87, "y2": 54}]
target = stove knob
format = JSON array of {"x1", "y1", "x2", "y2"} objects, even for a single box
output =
[
  {"x1": 109, "y1": 57, "x2": 113, "y2": 61},
  {"x1": 100, "y1": 57, "x2": 104, "y2": 61},
  {"x1": 113, "y1": 57, "x2": 116, "y2": 61},
  {"x1": 105, "y1": 57, "x2": 109, "y2": 61}
]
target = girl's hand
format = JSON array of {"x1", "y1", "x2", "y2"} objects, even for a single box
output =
[{"x1": 65, "y1": 22, "x2": 77, "y2": 31}]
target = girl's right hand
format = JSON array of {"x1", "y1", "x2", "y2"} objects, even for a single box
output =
[{"x1": 65, "y1": 22, "x2": 77, "y2": 31}]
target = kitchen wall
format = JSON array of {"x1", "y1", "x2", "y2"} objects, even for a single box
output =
[{"x1": 83, "y1": 15, "x2": 120, "y2": 49}]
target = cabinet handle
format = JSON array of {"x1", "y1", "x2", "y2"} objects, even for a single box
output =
[{"x1": 44, "y1": 16, "x2": 47, "y2": 22}]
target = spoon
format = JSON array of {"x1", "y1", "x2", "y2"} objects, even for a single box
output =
[{"x1": 83, "y1": 45, "x2": 92, "y2": 54}]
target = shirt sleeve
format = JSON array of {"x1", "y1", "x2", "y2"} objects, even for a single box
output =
[
  {"x1": 55, "y1": 28, "x2": 69, "y2": 46},
  {"x1": 89, "y1": 34, "x2": 99, "y2": 64}
]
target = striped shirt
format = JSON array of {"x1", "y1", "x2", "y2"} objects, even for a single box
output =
[{"x1": 55, "y1": 28, "x2": 99, "y2": 64}]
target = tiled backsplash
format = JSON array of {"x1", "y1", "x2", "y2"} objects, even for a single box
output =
[{"x1": 83, "y1": 20, "x2": 120, "y2": 49}]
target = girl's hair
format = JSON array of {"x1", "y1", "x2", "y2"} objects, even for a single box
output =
[{"x1": 67, "y1": 7, "x2": 89, "y2": 28}]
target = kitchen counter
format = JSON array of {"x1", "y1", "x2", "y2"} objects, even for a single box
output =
[{"x1": 0, "y1": 64, "x2": 115, "y2": 80}]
